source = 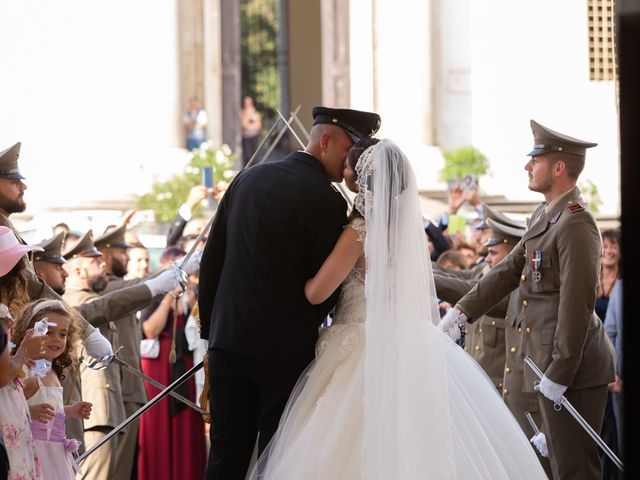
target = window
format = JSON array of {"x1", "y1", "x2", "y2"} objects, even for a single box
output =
[{"x1": 588, "y1": 0, "x2": 616, "y2": 81}]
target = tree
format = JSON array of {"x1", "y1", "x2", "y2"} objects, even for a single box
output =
[
  {"x1": 578, "y1": 178, "x2": 603, "y2": 213},
  {"x1": 440, "y1": 146, "x2": 490, "y2": 183},
  {"x1": 137, "y1": 144, "x2": 237, "y2": 223}
]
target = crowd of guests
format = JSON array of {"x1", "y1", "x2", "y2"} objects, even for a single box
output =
[{"x1": 0, "y1": 140, "x2": 217, "y2": 480}]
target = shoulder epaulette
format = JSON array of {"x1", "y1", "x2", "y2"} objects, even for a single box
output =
[{"x1": 567, "y1": 201, "x2": 585, "y2": 213}]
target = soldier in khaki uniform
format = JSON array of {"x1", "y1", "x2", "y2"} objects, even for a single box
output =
[
  {"x1": 434, "y1": 217, "x2": 525, "y2": 391},
  {"x1": 439, "y1": 120, "x2": 616, "y2": 479},
  {"x1": 63, "y1": 231, "x2": 127, "y2": 480},
  {"x1": 93, "y1": 224, "x2": 150, "y2": 480}
]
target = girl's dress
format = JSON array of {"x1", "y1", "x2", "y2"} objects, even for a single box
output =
[
  {"x1": 0, "y1": 378, "x2": 42, "y2": 480},
  {"x1": 26, "y1": 379, "x2": 79, "y2": 480}
]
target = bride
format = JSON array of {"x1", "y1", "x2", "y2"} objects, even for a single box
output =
[{"x1": 250, "y1": 138, "x2": 547, "y2": 479}]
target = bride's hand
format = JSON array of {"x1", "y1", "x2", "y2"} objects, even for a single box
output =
[{"x1": 437, "y1": 307, "x2": 467, "y2": 341}]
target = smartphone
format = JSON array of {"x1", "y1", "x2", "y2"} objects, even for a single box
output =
[
  {"x1": 202, "y1": 166, "x2": 213, "y2": 188},
  {"x1": 462, "y1": 174, "x2": 476, "y2": 191}
]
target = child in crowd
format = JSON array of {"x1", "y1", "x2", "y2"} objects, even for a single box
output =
[
  {"x1": 12, "y1": 299, "x2": 92, "y2": 480},
  {"x1": 0, "y1": 303, "x2": 46, "y2": 480}
]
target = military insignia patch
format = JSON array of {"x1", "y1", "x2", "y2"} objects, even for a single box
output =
[{"x1": 567, "y1": 202, "x2": 585, "y2": 213}]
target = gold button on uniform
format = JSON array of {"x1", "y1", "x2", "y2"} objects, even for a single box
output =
[
  {"x1": 526, "y1": 327, "x2": 531, "y2": 334},
  {"x1": 498, "y1": 382, "x2": 503, "y2": 388},
  {"x1": 478, "y1": 328, "x2": 482, "y2": 333},
  {"x1": 505, "y1": 367, "x2": 511, "y2": 373},
  {"x1": 503, "y1": 388, "x2": 509, "y2": 395},
  {"x1": 523, "y1": 300, "x2": 528, "y2": 307},
  {"x1": 510, "y1": 347, "x2": 517, "y2": 353},
  {"x1": 518, "y1": 327, "x2": 522, "y2": 332},
  {"x1": 475, "y1": 345, "x2": 480, "y2": 351},
  {"x1": 491, "y1": 320, "x2": 496, "y2": 326},
  {"x1": 521, "y1": 274, "x2": 526, "y2": 281}
]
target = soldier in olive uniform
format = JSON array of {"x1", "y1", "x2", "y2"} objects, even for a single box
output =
[
  {"x1": 439, "y1": 120, "x2": 616, "y2": 480},
  {"x1": 93, "y1": 224, "x2": 150, "y2": 480},
  {"x1": 62, "y1": 231, "x2": 126, "y2": 480},
  {"x1": 434, "y1": 218, "x2": 524, "y2": 390}
]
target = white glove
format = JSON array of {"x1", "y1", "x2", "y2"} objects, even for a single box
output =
[
  {"x1": 84, "y1": 330, "x2": 113, "y2": 359},
  {"x1": 437, "y1": 307, "x2": 467, "y2": 341},
  {"x1": 145, "y1": 269, "x2": 182, "y2": 296},
  {"x1": 181, "y1": 251, "x2": 202, "y2": 275},
  {"x1": 529, "y1": 432, "x2": 549, "y2": 458},
  {"x1": 538, "y1": 375, "x2": 568, "y2": 404}
]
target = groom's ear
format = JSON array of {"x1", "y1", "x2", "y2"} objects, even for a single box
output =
[{"x1": 319, "y1": 132, "x2": 331, "y2": 153}]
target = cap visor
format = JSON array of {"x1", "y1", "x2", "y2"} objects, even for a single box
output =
[{"x1": 1, "y1": 173, "x2": 25, "y2": 180}]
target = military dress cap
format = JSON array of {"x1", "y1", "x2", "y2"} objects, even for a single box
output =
[
  {"x1": 63, "y1": 230, "x2": 103, "y2": 260},
  {"x1": 0, "y1": 142, "x2": 25, "y2": 180},
  {"x1": 485, "y1": 217, "x2": 525, "y2": 247},
  {"x1": 526, "y1": 120, "x2": 597, "y2": 158},
  {"x1": 94, "y1": 223, "x2": 132, "y2": 250},
  {"x1": 33, "y1": 232, "x2": 66, "y2": 265},
  {"x1": 312, "y1": 106, "x2": 381, "y2": 141},
  {"x1": 482, "y1": 204, "x2": 525, "y2": 230}
]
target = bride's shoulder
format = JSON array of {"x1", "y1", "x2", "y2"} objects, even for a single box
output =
[{"x1": 344, "y1": 215, "x2": 366, "y2": 243}]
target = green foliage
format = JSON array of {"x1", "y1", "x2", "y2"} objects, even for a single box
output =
[
  {"x1": 137, "y1": 144, "x2": 237, "y2": 223},
  {"x1": 241, "y1": 0, "x2": 280, "y2": 125},
  {"x1": 440, "y1": 146, "x2": 490, "y2": 182},
  {"x1": 579, "y1": 178, "x2": 603, "y2": 213}
]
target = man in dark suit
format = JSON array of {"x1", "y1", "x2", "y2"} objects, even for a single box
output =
[{"x1": 199, "y1": 106, "x2": 380, "y2": 479}]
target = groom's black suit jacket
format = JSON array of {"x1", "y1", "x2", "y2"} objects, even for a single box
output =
[{"x1": 198, "y1": 151, "x2": 347, "y2": 367}]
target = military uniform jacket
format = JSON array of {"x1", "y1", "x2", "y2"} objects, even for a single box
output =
[
  {"x1": 199, "y1": 151, "x2": 347, "y2": 367},
  {"x1": 458, "y1": 187, "x2": 615, "y2": 391},
  {"x1": 63, "y1": 286, "x2": 126, "y2": 430},
  {"x1": 101, "y1": 275, "x2": 152, "y2": 405},
  {"x1": 434, "y1": 267, "x2": 508, "y2": 390}
]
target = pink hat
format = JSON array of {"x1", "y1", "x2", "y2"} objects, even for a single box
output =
[{"x1": 0, "y1": 226, "x2": 44, "y2": 277}]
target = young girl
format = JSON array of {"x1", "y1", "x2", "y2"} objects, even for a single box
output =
[
  {"x1": 0, "y1": 303, "x2": 46, "y2": 480},
  {"x1": 12, "y1": 299, "x2": 92, "y2": 480}
]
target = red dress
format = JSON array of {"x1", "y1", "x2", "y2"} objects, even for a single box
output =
[{"x1": 138, "y1": 312, "x2": 206, "y2": 480}]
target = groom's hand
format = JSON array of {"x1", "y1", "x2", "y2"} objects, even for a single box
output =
[{"x1": 437, "y1": 307, "x2": 467, "y2": 342}]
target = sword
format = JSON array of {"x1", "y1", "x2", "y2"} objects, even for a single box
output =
[
  {"x1": 77, "y1": 360, "x2": 204, "y2": 464},
  {"x1": 259, "y1": 106, "x2": 302, "y2": 165},
  {"x1": 83, "y1": 348, "x2": 204, "y2": 415},
  {"x1": 275, "y1": 109, "x2": 354, "y2": 208},
  {"x1": 524, "y1": 356, "x2": 623, "y2": 471},
  {"x1": 524, "y1": 411, "x2": 541, "y2": 436}
]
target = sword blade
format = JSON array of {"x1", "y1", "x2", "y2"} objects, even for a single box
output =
[
  {"x1": 524, "y1": 411, "x2": 541, "y2": 435},
  {"x1": 524, "y1": 356, "x2": 623, "y2": 471},
  {"x1": 77, "y1": 360, "x2": 203, "y2": 464},
  {"x1": 112, "y1": 358, "x2": 204, "y2": 414}
]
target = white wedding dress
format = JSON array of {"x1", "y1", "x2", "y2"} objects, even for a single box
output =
[{"x1": 251, "y1": 140, "x2": 547, "y2": 479}]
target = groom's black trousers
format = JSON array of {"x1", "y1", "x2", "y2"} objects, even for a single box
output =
[{"x1": 204, "y1": 349, "x2": 308, "y2": 480}]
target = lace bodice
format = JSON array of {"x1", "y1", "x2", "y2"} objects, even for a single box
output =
[
  {"x1": 331, "y1": 266, "x2": 365, "y2": 326},
  {"x1": 330, "y1": 217, "x2": 366, "y2": 326}
]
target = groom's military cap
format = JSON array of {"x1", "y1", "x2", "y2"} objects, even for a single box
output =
[
  {"x1": 312, "y1": 106, "x2": 381, "y2": 141},
  {"x1": 0, "y1": 142, "x2": 24, "y2": 180},
  {"x1": 485, "y1": 218, "x2": 525, "y2": 247},
  {"x1": 94, "y1": 223, "x2": 132, "y2": 250},
  {"x1": 33, "y1": 232, "x2": 67, "y2": 265},
  {"x1": 63, "y1": 230, "x2": 103, "y2": 260},
  {"x1": 526, "y1": 120, "x2": 597, "y2": 158}
]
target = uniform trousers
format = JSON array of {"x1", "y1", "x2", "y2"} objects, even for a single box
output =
[{"x1": 540, "y1": 384, "x2": 607, "y2": 480}]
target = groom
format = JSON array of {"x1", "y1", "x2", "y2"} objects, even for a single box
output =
[{"x1": 199, "y1": 106, "x2": 381, "y2": 479}]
